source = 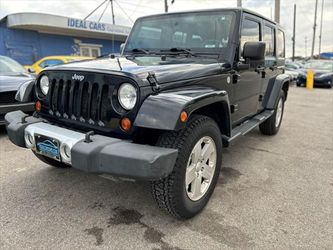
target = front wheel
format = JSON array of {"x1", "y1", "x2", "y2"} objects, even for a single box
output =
[
  {"x1": 259, "y1": 90, "x2": 285, "y2": 135},
  {"x1": 151, "y1": 115, "x2": 222, "y2": 219}
]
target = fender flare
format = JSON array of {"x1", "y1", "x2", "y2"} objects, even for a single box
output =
[
  {"x1": 15, "y1": 80, "x2": 36, "y2": 102},
  {"x1": 134, "y1": 87, "x2": 231, "y2": 135},
  {"x1": 263, "y1": 74, "x2": 290, "y2": 109}
]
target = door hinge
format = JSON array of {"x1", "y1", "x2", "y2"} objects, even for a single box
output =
[
  {"x1": 259, "y1": 95, "x2": 263, "y2": 102},
  {"x1": 230, "y1": 104, "x2": 239, "y2": 113},
  {"x1": 147, "y1": 72, "x2": 160, "y2": 92}
]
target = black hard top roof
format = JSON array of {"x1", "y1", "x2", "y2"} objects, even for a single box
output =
[{"x1": 137, "y1": 8, "x2": 284, "y2": 31}]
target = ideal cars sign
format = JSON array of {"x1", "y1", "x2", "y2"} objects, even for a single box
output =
[{"x1": 67, "y1": 18, "x2": 131, "y2": 35}]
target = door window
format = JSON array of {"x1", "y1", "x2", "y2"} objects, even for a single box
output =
[
  {"x1": 240, "y1": 18, "x2": 260, "y2": 54},
  {"x1": 263, "y1": 25, "x2": 275, "y2": 56},
  {"x1": 276, "y1": 30, "x2": 285, "y2": 58}
]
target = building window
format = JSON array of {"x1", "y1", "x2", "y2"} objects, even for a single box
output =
[
  {"x1": 263, "y1": 25, "x2": 275, "y2": 57},
  {"x1": 79, "y1": 43, "x2": 102, "y2": 57}
]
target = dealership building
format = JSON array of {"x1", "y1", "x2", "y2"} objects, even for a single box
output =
[{"x1": 0, "y1": 12, "x2": 131, "y2": 65}]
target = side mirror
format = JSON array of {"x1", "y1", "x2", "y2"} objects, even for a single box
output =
[
  {"x1": 243, "y1": 41, "x2": 266, "y2": 62},
  {"x1": 120, "y1": 43, "x2": 125, "y2": 54}
]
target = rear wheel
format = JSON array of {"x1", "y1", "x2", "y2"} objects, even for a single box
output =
[
  {"x1": 259, "y1": 90, "x2": 285, "y2": 135},
  {"x1": 151, "y1": 115, "x2": 222, "y2": 219},
  {"x1": 33, "y1": 151, "x2": 70, "y2": 168}
]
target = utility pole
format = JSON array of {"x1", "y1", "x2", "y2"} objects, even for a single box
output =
[
  {"x1": 292, "y1": 4, "x2": 296, "y2": 61},
  {"x1": 311, "y1": 0, "x2": 318, "y2": 59},
  {"x1": 110, "y1": 0, "x2": 115, "y2": 25},
  {"x1": 237, "y1": 0, "x2": 242, "y2": 7},
  {"x1": 318, "y1": 0, "x2": 324, "y2": 58},
  {"x1": 274, "y1": 0, "x2": 280, "y2": 23},
  {"x1": 164, "y1": 0, "x2": 175, "y2": 13},
  {"x1": 305, "y1": 36, "x2": 308, "y2": 58}
]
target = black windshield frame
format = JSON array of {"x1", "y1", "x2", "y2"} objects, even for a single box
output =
[{"x1": 124, "y1": 10, "x2": 237, "y2": 56}]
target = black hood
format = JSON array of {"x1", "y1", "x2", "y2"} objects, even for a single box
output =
[
  {"x1": 48, "y1": 56, "x2": 224, "y2": 86},
  {"x1": 0, "y1": 74, "x2": 35, "y2": 92}
]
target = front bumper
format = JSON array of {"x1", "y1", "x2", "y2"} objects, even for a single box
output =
[
  {"x1": 0, "y1": 102, "x2": 34, "y2": 124},
  {"x1": 5, "y1": 111, "x2": 178, "y2": 180}
]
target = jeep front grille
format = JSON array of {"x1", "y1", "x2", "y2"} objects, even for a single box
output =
[{"x1": 48, "y1": 79, "x2": 110, "y2": 126}]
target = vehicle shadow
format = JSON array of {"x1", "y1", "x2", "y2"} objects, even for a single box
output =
[{"x1": 0, "y1": 125, "x2": 7, "y2": 138}]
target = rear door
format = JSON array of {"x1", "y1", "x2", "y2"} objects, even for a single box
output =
[
  {"x1": 258, "y1": 22, "x2": 278, "y2": 111},
  {"x1": 231, "y1": 14, "x2": 262, "y2": 124}
]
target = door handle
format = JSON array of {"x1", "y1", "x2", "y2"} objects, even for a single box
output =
[{"x1": 232, "y1": 73, "x2": 241, "y2": 84}]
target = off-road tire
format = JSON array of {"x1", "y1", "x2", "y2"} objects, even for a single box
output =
[
  {"x1": 33, "y1": 151, "x2": 70, "y2": 168},
  {"x1": 151, "y1": 115, "x2": 222, "y2": 219},
  {"x1": 259, "y1": 90, "x2": 285, "y2": 135}
]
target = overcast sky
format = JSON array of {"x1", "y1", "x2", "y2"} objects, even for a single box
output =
[{"x1": 0, "y1": 0, "x2": 332, "y2": 57}]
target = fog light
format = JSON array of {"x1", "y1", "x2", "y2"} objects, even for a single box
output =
[
  {"x1": 24, "y1": 132, "x2": 35, "y2": 148},
  {"x1": 60, "y1": 143, "x2": 71, "y2": 162}
]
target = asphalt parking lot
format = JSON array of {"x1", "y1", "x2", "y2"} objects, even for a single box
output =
[{"x1": 0, "y1": 86, "x2": 332, "y2": 250}]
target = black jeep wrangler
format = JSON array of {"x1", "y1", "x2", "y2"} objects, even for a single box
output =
[{"x1": 5, "y1": 8, "x2": 289, "y2": 219}]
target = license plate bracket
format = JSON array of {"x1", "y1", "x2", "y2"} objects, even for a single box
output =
[{"x1": 35, "y1": 134, "x2": 61, "y2": 161}]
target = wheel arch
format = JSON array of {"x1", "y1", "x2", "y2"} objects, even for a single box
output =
[
  {"x1": 134, "y1": 87, "x2": 232, "y2": 137},
  {"x1": 264, "y1": 74, "x2": 290, "y2": 109}
]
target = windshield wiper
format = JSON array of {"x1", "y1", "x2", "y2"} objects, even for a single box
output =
[
  {"x1": 131, "y1": 48, "x2": 151, "y2": 54},
  {"x1": 161, "y1": 48, "x2": 198, "y2": 57}
]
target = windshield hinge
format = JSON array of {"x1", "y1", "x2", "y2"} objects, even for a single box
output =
[{"x1": 147, "y1": 72, "x2": 160, "y2": 92}]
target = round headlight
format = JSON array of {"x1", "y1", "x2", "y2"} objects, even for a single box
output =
[
  {"x1": 118, "y1": 83, "x2": 137, "y2": 110},
  {"x1": 40, "y1": 75, "x2": 50, "y2": 95}
]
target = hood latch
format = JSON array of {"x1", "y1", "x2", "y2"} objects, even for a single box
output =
[{"x1": 147, "y1": 72, "x2": 160, "y2": 92}]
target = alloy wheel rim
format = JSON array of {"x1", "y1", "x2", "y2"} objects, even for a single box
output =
[
  {"x1": 275, "y1": 98, "x2": 283, "y2": 127},
  {"x1": 185, "y1": 136, "x2": 217, "y2": 201}
]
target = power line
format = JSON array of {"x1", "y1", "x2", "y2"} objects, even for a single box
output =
[
  {"x1": 98, "y1": 0, "x2": 110, "y2": 23},
  {"x1": 118, "y1": 0, "x2": 161, "y2": 11},
  {"x1": 84, "y1": 0, "x2": 108, "y2": 21},
  {"x1": 114, "y1": 0, "x2": 134, "y2": 23}
]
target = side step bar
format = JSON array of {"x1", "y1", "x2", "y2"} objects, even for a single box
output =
[{"x1": 223, "y1": 110, "x2": 274, "y2": 144}]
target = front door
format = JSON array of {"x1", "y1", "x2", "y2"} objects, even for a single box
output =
[{"x1": 231, "y1": 16, "x2": 262, "y2": 124}]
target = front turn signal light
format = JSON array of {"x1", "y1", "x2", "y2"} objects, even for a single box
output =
[
  {"x1": 120, "y1": 118, "x2": 132, "y2": 132},
  {"x1": 180, "y1": 111, "x2": 188, "y2": 122},
  {"x1": 35, "y1": 101, "x2": 41, "y2": 112}
]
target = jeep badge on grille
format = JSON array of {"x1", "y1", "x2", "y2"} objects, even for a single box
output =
[{"x1": 72, "y1": 74, "x2": 85, "y2": 81}]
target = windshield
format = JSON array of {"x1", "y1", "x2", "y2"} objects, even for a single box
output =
[
  {"x1": 0, "y1": 56, "x2": 26, "y2": 75},
  {"x1": 305, "y1": 60, "x2": 333, "y2": 71},
  {"x1": 124, "y1": 11, "x2": 236, "y2": 54}
]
